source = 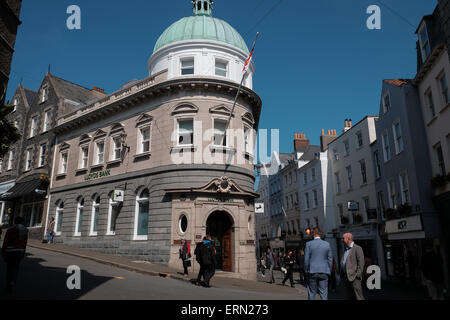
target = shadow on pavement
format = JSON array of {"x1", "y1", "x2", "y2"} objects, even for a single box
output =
[{"x1": 0, "y1": 251, "x2": 114, "y2": 300}]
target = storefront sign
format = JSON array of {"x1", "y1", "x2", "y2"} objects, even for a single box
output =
[
  {"x1": 385, "y1": 214, "x2": 422, "y2": 234},
  {"x1": 348, "y1": 201, "x2": 359, "y2": 211},
  {"x1": 84, "y1": 170, "x2": 111, "y2": 181},
  {"x1": 255, "y1": 202, "x2": 264, "y2": 214},
  {"x1": 113, "y1": 189, "x2": 124, "y2": 202}
]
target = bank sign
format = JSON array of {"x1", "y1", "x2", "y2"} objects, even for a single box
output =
[{"x1": 84, "y1": 170, "x2": 111, "y2": 181}]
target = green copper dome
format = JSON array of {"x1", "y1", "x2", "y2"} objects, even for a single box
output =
[{"x1": 153, "y1": 15, "x2": 249, "y2": 55}]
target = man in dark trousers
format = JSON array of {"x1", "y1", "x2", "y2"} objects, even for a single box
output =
[
  {"x1": 200, "y1": 235, "x2": 217, "y2": 288},
  {"x1": 194, "y1": 237, "x2": 207, "y2": 286},
  {"x1": 304, "y1": 228, "x2": 333, "y2": 300},
  {"x1": 281, "y1": 250, "x2": 296, "y2": 287},
  {"x1": 340, "y1": 233, "x2": 365, "y2": 300},
  {"x1": 2, "y1": 216, "x2": 29, "y2": 294}
]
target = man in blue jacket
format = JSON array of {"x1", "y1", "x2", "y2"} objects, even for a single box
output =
[{"x1": 304, "y1": 228, "x2": 333, "y2": 300}]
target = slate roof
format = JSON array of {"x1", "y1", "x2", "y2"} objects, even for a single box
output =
[{"x1": 49, "y1": 74, "x2": 97, "y2": 104}]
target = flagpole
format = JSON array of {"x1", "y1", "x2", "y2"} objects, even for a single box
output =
[{"x1": 221, "y1": 32, "x2": 259, "y2": 146}]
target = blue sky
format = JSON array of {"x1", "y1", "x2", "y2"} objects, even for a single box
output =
[{"x1": 7, "y1": 0, "x2": 437, "y2": 153}]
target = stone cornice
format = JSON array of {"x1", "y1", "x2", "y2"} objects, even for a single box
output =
[{"x1": 54, "y1": 76, "x2": 262, "y2": 135}]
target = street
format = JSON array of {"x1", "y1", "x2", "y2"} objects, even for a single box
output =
[{"x1": 0, "y1": 247, "x2": 307, "y2": 300}]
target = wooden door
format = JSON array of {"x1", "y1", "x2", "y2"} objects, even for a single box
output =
[{"x1": 222, "y1": 228, "x2": 232, "y2": 272}]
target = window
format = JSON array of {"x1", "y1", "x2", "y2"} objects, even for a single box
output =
[
  {"x1": 399, "y1": 172, "x2": 410, "y2": 205},
  {"x1": 314, "y1": 217, "x2": 319, "y2": 228},
  {"x1": 378, "y1": 191, "x2": 386, "y2": 216},
  {"x1": 438, "y1": 72, "x2": 449, "y2": 105},
  {"x1": 244, "y1": 126, "x2": 251, "y2": 154},
  {"x1": 90, "y1": 196, "x2": 100, "y2": 236},
  {"x1": 374, "y1": 150, "x2": 381, "y2": 178},
  {"x1": 335, "y1": 172, "x2": 341, "y2": 194},
  {"x1": 80, "y1": 146, "x2": 89, "y2": 169},
  {"x1": 58, "y1": 152, "x2": 67, "y2": 174},
  {"x1": 181, "y1": 58, "x2": 194, "y2": 75},
  {"x1": 39, "y1": 144, "x2": 46, "y2": 167},
  {"x1": 356, "y1": 131, "x2": 363, "y2": 148},
  {"x1": 12, "y1": 98, "x2": 17, "y2": 112},
  {"x1": 178, "y1": 119, "x2": 194, "y2": 146},
  {"x1": 41, "y1": 86, "x2": 48, "y2": 103},
  {"x1": 179, "y1": 215, "x2": 188, "y2": 234},
  {"x1": 426, "y1": 90, "x2": 436, "y2": 118},
  {"x1": 387, "y1": 179, "x2": 397, "y2": 209},
  {"x1": 112, "y1": 137, "x2": 122, "y2": 161},
  {"x1": 363, "y1": 197, "x2": 370, "y2": 213},
  {"x1": 134, "y1": 189, "x2": 149, "y2": 240},
  {"x1": 435, "y1": 143, "x2": 446, "y2": 176},
  {"x1": 55, "y1": 202, "x2": 64, "y2": 235},
  {"x1": 305, "y1": 193, "x2": 310, "y2": 210},
  {"x1": 215, "y1": 60, "x2": 228, "y2": 77},
  {"x1": 107, "y1": 194, "x2": 120, "y2": 235},
  {"x1": 346, "y1": 166, "x2": 353, "y2": 189},
  {"x1": 313, "y1": 189, "x2": 318, "y2": 208},
  {"x1": 7, "y1": 150, "x2": 14, "y2": 170},
  {"x1": 14, "y1": 120, "x2": 19, "y2": 130},
  {"x1": 25, "y1": 149, "x2": 32, "y2": 171},
  {"x1": 95, "y1": 141, "x2": 105, "y2": 165},
  {"x1": 213, "y1": 119, "x2": 228, "y2": 146},
  {"x1": 333, "y1": 148, "x2": 339, "y2": 161},
  {"x1": 418, "y1": 24, "x2": 431, "y2": 62},
  {"x1": 344, "y1": 140, "x2": 350, "y2": 156},
  {"x1": 43, "y1": 110, "x2": 52, "y2": 132},
  {"x1": 382, "y1": 132, "x2": 391, "y2": 162},
  {"x1": 139, "y1": 127, "x2": 151, "y2": 154},
  {"x1": 311, "y1": 168, "x2": 316, "y2": 181},
  {"x1": 383, "y1": 93, "x2": 391, "y2": 113},
  {"x1": 359, "y1": 160, "x2": 367, "y2": 184},
  {"x1": 75, "y1": 198, "x2": 84, "y2": 236},
  {"x1": 30, "y1": 116, "x2": 38, "y2": 137},
  {"x1": 303, "y1": 172, "x2": 307, "y2": 185},
  {"x1": 393, "y1": 121, "x2": 404, "y2": 154}
]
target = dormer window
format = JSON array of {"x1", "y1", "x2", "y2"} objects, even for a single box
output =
[
  {"x1": 12, "y1": 98, "x2": 18, "y2": 112},
  {"x1": 418, "y1": 23, "x2": 431, "y2": 63},
  {"x1": 41, "y1": 86, "x2": 49, "y2": 103},
  {"x1": 383, "y1": 93, "x2": 391, "y2": 113},
  {"x1": 181, "y1": 58, "x2": 194, "y2": 75}
]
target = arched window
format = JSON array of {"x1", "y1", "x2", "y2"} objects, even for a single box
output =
[
  {"x1": 134, "y1": 188, "x2": 149, "y2": 240},
  {"x1": 107, "y1": 192, "x2": 120, "y2": 235},
  {"x1": 90, "y1": 195, "x2": 100, "y2": 236},
  {"x1": 55, "y1": 201, "x2": 64, "y2": 235},
  {"x1": 204, "y1": 1, "x2": 208, "y2": 11},
  {"x1": 75, "y1": 198, "x2": 84, "y2": 236}
]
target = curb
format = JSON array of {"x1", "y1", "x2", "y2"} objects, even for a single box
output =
[{"x1": 28, "y1": 243, "x2": 188, "y2": 283}]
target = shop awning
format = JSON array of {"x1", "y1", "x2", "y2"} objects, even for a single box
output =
[{"x1": 0, "y1": 179, "x2": 47, "y2": 201}]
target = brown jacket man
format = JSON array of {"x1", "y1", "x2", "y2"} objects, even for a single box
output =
[{"x1": 341, "y1": 233, "x2": 365, "y2": 300}]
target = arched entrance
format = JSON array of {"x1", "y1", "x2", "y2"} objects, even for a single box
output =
[{"x1": 206, "y1": 211, "x2": 233, "y2": 272}]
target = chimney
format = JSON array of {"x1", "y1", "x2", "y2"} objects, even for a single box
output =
[
  {"x1": 294, "y1": 132, "x2": 310, "y2": 151},
  {"x1": 320, "y1": 128, "x2": 338, "y2": 152},
  {"x1": 92, "y1": 86, "x2": 105, "y2": 93},
  {"x1": 343, "y1": 118, "x2": 352, "y2": 133}
]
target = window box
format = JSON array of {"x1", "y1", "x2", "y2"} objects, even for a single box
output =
[
  {"x1": 90, "y1": 164, "x2": 104, "y2": 170},
  {"x1": 385, "y1": 208, "x2": 398, "y2": 220},
  {"x1": 106, "y1": 159, "x2": 121, "y2": 166},
  {"x1": 353, "y1": 214, "x2": 363, "y2": 224},
  {"x1": 76, "y1": 168, "x2": 88, "y2": 174},
  {"x1": 397, "y1": 204, "x2": 412, "y2": 217},
  {"x1": 56, "y1": 173, "x2": 67, "y2": 179},
  {"x1": 170, "y1": 145, "x2": 197, "y2": 153},
  {"x1": 134, "y1": 152, "x2": 151, "y2": 159},
  {"x1": 430, "y1": 174, "x2": 448, "y2": 189}
]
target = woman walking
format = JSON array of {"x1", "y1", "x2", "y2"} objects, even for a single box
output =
[{"x1": 179, "y1": 239, "x2": 191, "y2": 277}]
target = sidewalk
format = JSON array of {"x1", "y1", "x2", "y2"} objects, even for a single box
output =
[{"x1": 27, "y1": 239, "x2": 306, "y2": 296}]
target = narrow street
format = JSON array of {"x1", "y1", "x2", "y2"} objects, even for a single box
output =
[{"x1": 0, "y1": 247, "x2": 307, "y2": 300}]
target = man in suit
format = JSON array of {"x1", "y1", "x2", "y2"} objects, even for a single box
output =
[
  {"x1": 304, "y1": 228, "x2": 333, "y2": 300},
  {"x1": 340, "y1": 233, "x2": 365, "y2": 300},
  {"x1": 266, "y1": 248, "x2": 275, "y2": 284}
]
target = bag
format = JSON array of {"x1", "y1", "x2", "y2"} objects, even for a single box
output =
[
  {"x1": 184, "y1": 260, "x2": 192, "y2": 267},
  {"x1": 281, "y1": 267, "x2": 287, "y2": 274}
]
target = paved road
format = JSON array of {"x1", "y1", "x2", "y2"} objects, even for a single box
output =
[{"x1": 0, "y1": 247, "x2": 307, "y2": 300}]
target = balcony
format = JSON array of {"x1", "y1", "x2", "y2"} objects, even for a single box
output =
[{"x1": 384, "y1": 204, "x2": 413, "y2": 220}]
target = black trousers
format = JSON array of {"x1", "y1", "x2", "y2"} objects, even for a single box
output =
[
  {"x1": 203, "y1": 264, "x2": 215, "y2": 286},
  {"x1": 282, "y1": 268, "x2": 294, "y2": 286},
  {"x1": 5, "y1": 251, "x2": 24, "y2": 287},
  {"x1": 196, "y1": 265, "x2": 205, "y2": 282}
]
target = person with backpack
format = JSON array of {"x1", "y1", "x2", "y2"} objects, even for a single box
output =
[
  {"x1": 2, "y1": 216, "x2": 29, "y2": 294},
  {"x1": 179, "y1": 239, "x2": 191, "y2": 277},
  {"x1": 199, "y1": 235, "x2": 216, "y2": 288},
  {"x1": 195, "y1": 237, "x2": 206, "y2": 286}
]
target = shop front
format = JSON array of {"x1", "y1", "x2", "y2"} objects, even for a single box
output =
[{"x1": 0, "y1": 180, "x2": 15, "y2": 225}]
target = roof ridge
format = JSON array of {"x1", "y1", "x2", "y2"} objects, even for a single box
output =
[{"x1": 50, "y1": 73, "x2": 93, "y2": 92}]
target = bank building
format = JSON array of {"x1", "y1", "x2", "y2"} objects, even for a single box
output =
[{"x1": 45, "y1": 0, "x2": 262, "y2": 279}]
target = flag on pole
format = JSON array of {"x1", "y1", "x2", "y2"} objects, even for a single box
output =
[{"x1": 242, "y1": 32, "x2": 259, "y2": 73}]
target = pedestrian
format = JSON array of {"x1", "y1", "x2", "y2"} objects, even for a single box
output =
[
  {"x1": 194, "y1": 237, "x2": 206, "y2": 286},
  {"x1": 46, "y1": 217, "x2": 56, "y2": 244},
  {"x1": 340, "y1": 233, "x2": 365, "y2": 300},
  {"x1": 421, "y1": 244, "x2": 445, "y2": 300},
  {"x1": 2, "y1": 216, "x2": 29, "y2": 294},
  {"x1": 304, "y1": 228, "x2": 332, "y2": 300},
  {"x1": 199, "y1": 235, "x2": 216, "y2": 288},
  {"x1": 281, "y1": 250, "x2": 296, "y2": 288},
  {"x1": 260, "y1": 255, "x2": 266, "y2": 277},
  {"x1": 179, "y1": 239, "x2": 191, "y2": 277},
  {"x1": 297, "y1": 249, "x2": 306, "y2": 284},
  {"x1": 266, "y1": 248, "x2": 275, "y2": 284},
  {"x1": 329, "y1": 256, "x2": 337, "y2": 292}
]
